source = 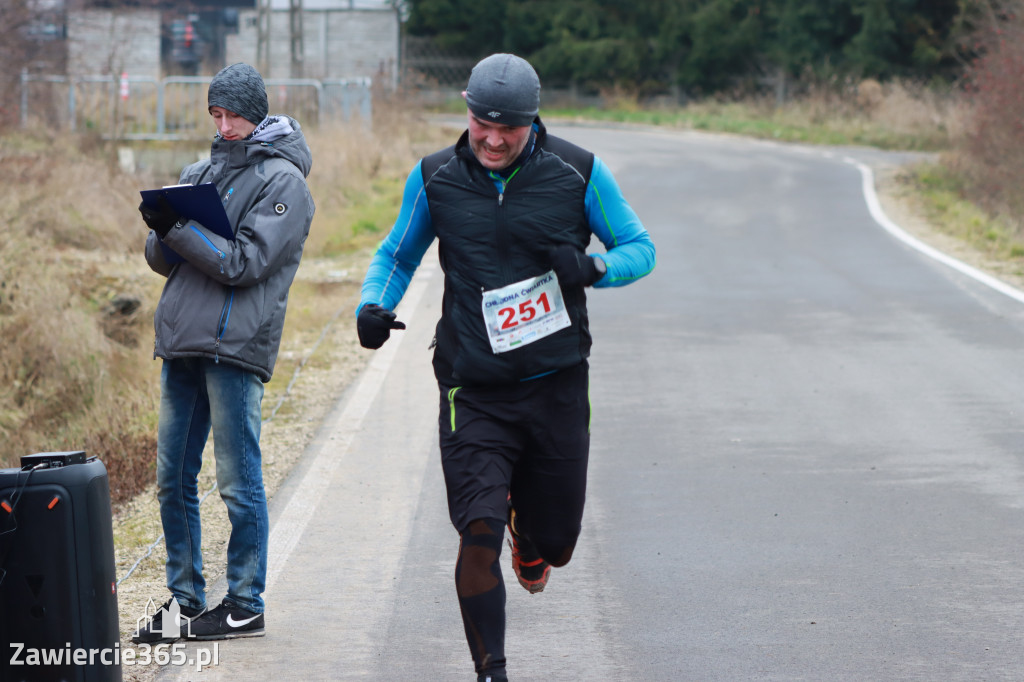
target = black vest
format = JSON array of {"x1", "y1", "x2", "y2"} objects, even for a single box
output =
[{"x1": 422, "y1": 119, "x2": 596, "y2": 386}]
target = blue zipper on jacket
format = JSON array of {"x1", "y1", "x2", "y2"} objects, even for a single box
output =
[
  {"x1": 189, "y1": 225, "x2": 227, "y2": 272},
  {"x1": 215, "y1": 288, "x2": 234, "y2": 363}
]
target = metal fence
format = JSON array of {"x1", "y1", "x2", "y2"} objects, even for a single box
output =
[
  {"x1": 19, "y1": 71, "x2": 373, "y2": 140},
  {"x1": 401, "y1": 36, "x2": 477, "y2": 89}
]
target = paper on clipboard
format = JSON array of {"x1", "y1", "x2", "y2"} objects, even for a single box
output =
[{"x1": 140, "y1": 182, "x2": 234, "y2": 264}]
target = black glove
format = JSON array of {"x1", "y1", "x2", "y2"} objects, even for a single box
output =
[
  {"x1": 549, "y1": 244, "x2": 601, "y2": 288},
  {"x1": 139, "y1": 195, "x2": 181, "y2": 239},
  {"x1": 357, "y1": 304, "x2": 406, "y2": 349}
]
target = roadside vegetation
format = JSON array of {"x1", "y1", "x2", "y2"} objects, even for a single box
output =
[
  {"x1": 548, "y1": 79, "x2": 954, "y2": 152},
  {"x1": 0, "y1": 100, "x2": 451, "y2": 507}
]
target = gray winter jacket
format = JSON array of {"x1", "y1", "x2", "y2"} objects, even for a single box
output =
[{"x1": 144, "y1": 115, "x2": 315, "y2": 382}]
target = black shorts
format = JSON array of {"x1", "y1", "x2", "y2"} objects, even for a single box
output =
[{"x1": 438, "y1": 362, "x2": 591, "y2": 540}]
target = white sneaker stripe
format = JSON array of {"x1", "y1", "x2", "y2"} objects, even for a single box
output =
[{"x1": 226, "y1": 613, "x2": 262, "y2": 628}]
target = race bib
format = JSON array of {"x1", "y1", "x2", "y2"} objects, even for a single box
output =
[{"x1": 481, "y1": 271, "x2": 571, "y2": 354}]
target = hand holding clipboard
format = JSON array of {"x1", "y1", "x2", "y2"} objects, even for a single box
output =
[{"x1": 140, "y1": 183, "x2": 235, "y2": 264}]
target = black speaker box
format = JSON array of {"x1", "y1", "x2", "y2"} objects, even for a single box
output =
[{"x1": 0, "y1": 452, "x2": 121, "y2": 681}]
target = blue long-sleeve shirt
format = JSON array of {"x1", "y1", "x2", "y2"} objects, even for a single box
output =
[{"x1": 359, "y1": 154, "x2": 656, "y2": 314}]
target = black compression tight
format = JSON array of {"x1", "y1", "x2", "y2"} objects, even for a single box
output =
[{"x1": 456, "y1": 517, "x2": 507, "y2": 675}]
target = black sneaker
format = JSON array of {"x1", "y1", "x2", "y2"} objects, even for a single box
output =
[
  {"x1": 186, "y1": 600, "x2": 265, "y2": 640},
  {"x1": 132, "y1": 597, "x2": 205, "y2": 644}
]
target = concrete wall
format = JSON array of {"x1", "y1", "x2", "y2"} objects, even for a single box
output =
[
  {"x1": 226, "y1": 9, "x2": 398, "y2": 83},
  {"x1": 67, "y1": 10, "x2": 160, "y2": 78}
]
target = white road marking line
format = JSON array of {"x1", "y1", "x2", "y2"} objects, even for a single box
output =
[
  {"x1": 263, "y1": 260, "x2": 437, "y2": 594},
  {"x1": 849, "y1": 158, "x2": 1024, "y2": 306}
]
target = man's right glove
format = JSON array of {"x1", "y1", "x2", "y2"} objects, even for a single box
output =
[
  {"x1": 357, "y1": 304, "x2": 406, "y2": 349},
  {"x1": 138, "y1": 195, "x2": 181, "y2": 239}
]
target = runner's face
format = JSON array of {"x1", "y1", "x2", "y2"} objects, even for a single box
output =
[
  {"x1": 466, "y1": 112, "x2": 531, "y2": 171},
  {"x1": 210, "y1": 106, "x2": 257, "y2": 141}
]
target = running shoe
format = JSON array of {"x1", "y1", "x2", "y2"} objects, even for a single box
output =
[
  {"x1": 507, "y1": 502, "x2": 551, "y2": 594},
  {"x1": 132, "y1": 597, "x2": 205, "y2": 644},
  {"x1": 185, "y1": 600, "x2": 265, "y2": 640}
]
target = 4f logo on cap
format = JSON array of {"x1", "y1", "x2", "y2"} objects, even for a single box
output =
[
  {"x1": 487, "y1": 111, "x2": 501, "y2": 119},
  {"x1": 274, "y1": 202, "x2": 287, "y2": 215}
]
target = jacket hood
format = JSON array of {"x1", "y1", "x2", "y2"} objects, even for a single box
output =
[{"x1": 210, "y1": 115, "x2": 313, "y2": 179}]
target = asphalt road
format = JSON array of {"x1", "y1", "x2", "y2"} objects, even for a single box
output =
[{"x1": 163, "y1": 124, "x2": 1024, "y2": 681}]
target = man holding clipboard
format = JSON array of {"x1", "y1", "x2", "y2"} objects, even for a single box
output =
[{"x1": 135, "y1": 63, "x2": 315, "y2": 643}]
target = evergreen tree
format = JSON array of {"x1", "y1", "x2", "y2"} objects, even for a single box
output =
[
  {"x1": 505, "y1": 0, "x2": 653, "y2": 90},
  {"x1": 404, "y1": 0, "x2": 969, "y2": 95},
  {"x1": 844, "y1": 0, "x2": 900, "y2": 76},
  {"x1": 679, "y1": 0, "x2": 764, "y2": 92},
  {"x1": 404, "y1": 0, "x2": 508, "y2": 55},
  {"x1": 764, "y1": 0, "x2": 859, "y2": 77}
]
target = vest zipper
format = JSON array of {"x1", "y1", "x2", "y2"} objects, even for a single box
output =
[
  {"x1": 489, "y1": 167, "x2": 525, "y2": 377},
  {"x1": 489, "y1": 167, "x2": 520, "y2": 284}
]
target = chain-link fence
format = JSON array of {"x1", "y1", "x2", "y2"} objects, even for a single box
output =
[
  {"x1": 400, "y1": 36, "x2": 477, "y2": 106},
  {"x1": 19, "y1": 71, "x2": 373, "y2": 140}
]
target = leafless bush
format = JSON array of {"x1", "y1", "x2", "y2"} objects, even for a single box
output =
[{"x1": 954, "y1": 0, "x2": 1024, "y2": 229}]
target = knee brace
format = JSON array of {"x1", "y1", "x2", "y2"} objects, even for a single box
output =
[{"x1": 456, "y1": 517, "x2": 505, "y2": 597}]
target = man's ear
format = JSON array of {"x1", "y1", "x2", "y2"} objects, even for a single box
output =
[{"x1": 461, "y1": 90, "x2": 467, "y2": 100}]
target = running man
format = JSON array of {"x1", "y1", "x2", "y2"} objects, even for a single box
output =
[{"x1": 356, "y1": 53, "x2": 656, "y2": 681}]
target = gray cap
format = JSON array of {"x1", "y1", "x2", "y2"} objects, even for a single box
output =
[
  {"x1": 465, "y1": 54, "x2": 540, "y2": 127},
  {"x1": 208, "y1": 63, "x2": 269, "y2": 125}
]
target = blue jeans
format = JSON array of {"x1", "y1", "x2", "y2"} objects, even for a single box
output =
[{"x1": 157, "y1": 358, "x2": 268, "y2": 614}]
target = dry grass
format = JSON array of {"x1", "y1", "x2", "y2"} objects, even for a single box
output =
[
  {"x1": 0, "y1": 134, "x2": 161, "y2": 505},
  {"x1": 0, "y1": 102, "x2": 452, "y2": 507},
  {"x1": 740, "y1": 78, "x2": 962, "y2": 150},
  {"x1": 304, "y1": 100, "x2": 451, "y2": 256},
  {"x1": 551, "y1": 76, "x2": 959, "y2": 151}
]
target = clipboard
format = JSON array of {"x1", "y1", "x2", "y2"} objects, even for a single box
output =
[{"x1": 140, "y1": 183, "x2": 234, "y2": 264}]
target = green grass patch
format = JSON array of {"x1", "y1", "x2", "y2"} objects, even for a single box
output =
[{"x1": 907, "y1": 161, "x2": 1024, "y2": 263}]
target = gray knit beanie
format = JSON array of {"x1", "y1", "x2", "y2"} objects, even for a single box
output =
[
  {"x1": 208, "y1": 63, "x2": 269, "y2": 125},
  {"x1": 465, "y1": 54, "x2": 540, "y2": 127}
]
